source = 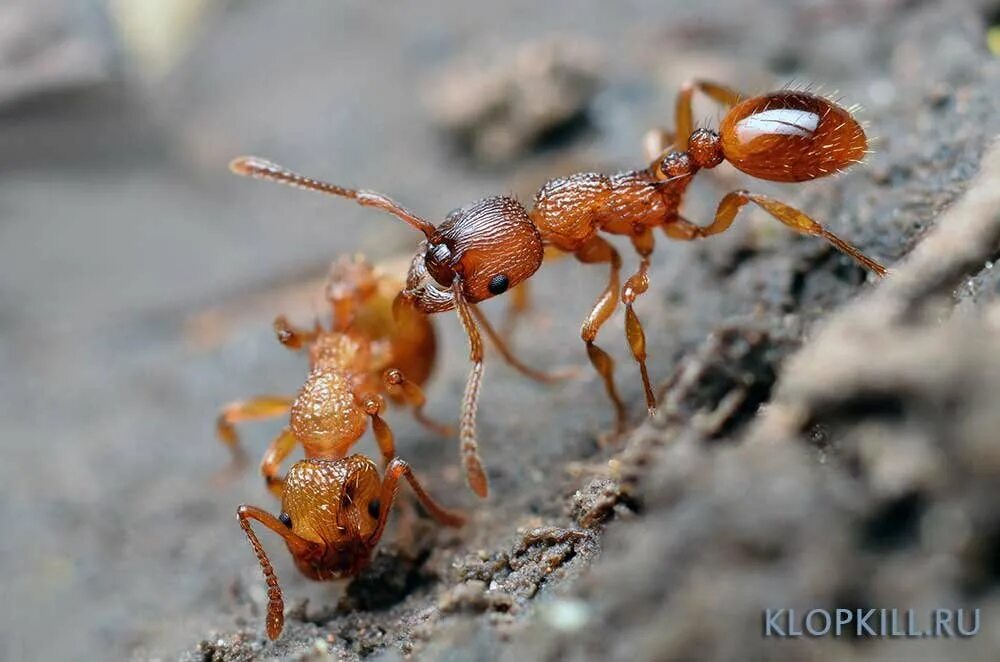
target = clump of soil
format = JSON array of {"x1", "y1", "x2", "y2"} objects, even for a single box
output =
[{"x1": 423, "y1": 36, "x2": 604, "y2": 165}]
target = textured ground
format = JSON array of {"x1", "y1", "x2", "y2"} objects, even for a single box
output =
[{"x1": 2, "y1": 1, "x2": 1000, "y2": 661}]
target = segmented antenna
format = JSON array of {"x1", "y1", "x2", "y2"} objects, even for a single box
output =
[
  {"x1": 237, "y1": 509, "x2": 285, "y2": 640},
  {"x1": 229, "y1": 156, "x2": 437, "y2": 239}
]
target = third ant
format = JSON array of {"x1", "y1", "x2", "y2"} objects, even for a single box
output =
[{"x1": 229, "y1": 81, "x2": 888, "y2": 497}]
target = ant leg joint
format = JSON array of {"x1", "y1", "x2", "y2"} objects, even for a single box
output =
[{"x1": 361, "y1": 394, "x2": 384, "y2": 416}]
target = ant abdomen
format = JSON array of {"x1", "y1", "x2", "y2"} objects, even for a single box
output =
[{"x1": 719, "y1": 91, "x2": 867, "y2": 182}]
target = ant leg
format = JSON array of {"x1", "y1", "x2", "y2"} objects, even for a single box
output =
[
  {"x1": 369, "y1": 457, "x2": 466, "y2": 546},
  {"x1": 273, "y1": 315, "x2": 319, "y2": 350},
  {"x1": 662, "y1": 215, "x2": 710, "y2": 240},
  {"x1": 386, "y1": 293, "x2": 453, "y2": 434},
  {"x1": 470, "y1": 305, "x2": 575, "y2": 383},
  {"x1": 452, "y1": 280, "x2": 490, "y2": 498},
  {"x1": 358, "y1": 394, "x2": 396, "y2": 469},
  {"x1": 674, "y1": 80, "x2": 743, "y2": 152},
  {"x1": 622, "y1": 228, "x2": 657, "y2": 416},
  {"x1": 216, "y1": 396, "x2": 294, "y2": 468},
  {"x1": 574, "y1": 236, "x2": 627, "y2": 434},
  {"x1": 237, "y1": 504, "x2": 317, "y2": 640},
  {"x1": 261, "y1": 427, "x2": 298, "y2": 499},
  {"x1": 666, "y1": 191, "x2": 888, "y2": 276},
  {"x1": 384, "y1": 368, "x2": 454, "y2": 437}
]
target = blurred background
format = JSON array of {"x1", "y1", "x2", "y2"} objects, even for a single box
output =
[{"x1": 2, "y1": 1, "x2": 1000, "y2": 660}]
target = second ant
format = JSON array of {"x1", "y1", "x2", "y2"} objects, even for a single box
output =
[{"x1": 217, "y1": 256, "x2": 466, "y2": 640}]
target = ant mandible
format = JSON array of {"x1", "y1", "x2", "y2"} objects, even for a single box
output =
[
  {"x1": 218, "y1": 257, "x2": 465, "y2": 640},
  {"x1": 229, "y1": 81, "x2": 887, "y2": 494}
]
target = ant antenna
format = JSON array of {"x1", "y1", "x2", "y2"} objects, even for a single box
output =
[
  {"x1": 230, "y1": 156, "x2": 437, "y2": 239},
  {"x1": 237, "y1": 511, "x2": 285, "y2": 640}
]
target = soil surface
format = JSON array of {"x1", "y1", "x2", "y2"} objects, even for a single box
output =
[{"x1": 3, "y1": 1, "x2": 1000, "y2": 661}]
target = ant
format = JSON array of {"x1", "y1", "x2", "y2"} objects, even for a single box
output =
[
  {"x1": 229, "y1": 81, "x2": 887, "y2": 495},
  {"x1": 216, "y1": 256, "x2": 451, "y2": 494},
  {"x1": 218, "y1": 256, "x2": 465, "y2": 640}
]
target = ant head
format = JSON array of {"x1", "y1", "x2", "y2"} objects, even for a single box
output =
[
  {"x1": 280, "y1": 457, "x2": 381, "y2": 573},
  {"x1": 718, "y1": 91, "x2": 867, "y2": 182},
  {"x1": 424, "y1": 196, "x2": 543, "y2": 304}
]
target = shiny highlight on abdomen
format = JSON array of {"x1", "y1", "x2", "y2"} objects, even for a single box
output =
[{"x1": 720, "y1": 91, "x2": 867, "y2": 182}]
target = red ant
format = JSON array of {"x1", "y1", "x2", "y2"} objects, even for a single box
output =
[
  {"x1": 216, "y1": 256, "x2": 450, "y2": 492},
  {"x1": 218, "y1": 257, "x2": 465, "y2": 640},
  {"x1": 230, "y1": 81, "x2": 887, "y2": 497}
]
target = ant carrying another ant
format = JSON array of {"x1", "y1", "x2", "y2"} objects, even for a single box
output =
[
  {"x1": 229, "y1": 80, "x2": 887, "y2": 497},
  {"x1": 217, "y1": 257, "x2": 465, "y2": 639}
]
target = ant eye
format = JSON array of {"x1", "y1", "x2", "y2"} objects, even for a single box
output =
[
  {"x1": 487, "y1": 274, "x2": 509, "y2": 295},
  {"x1": 367, "y1": 499, "x2": 380, "y2": 519},
  {"x1": 278, "y1": 512, "x2": 292, "y2": 528}
]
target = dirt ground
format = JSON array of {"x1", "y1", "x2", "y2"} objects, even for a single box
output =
[{"x1": 3, "y1": 1, "x2": 1000, "y2": 660}]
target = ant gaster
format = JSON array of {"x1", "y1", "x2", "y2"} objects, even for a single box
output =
[
  {"x1": 230, "y1": 81, "x2": 887, "y2": 497},
  {"x1": 217, "y1": 257, "x2": 464, "y2": 640}
]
